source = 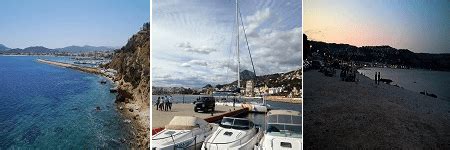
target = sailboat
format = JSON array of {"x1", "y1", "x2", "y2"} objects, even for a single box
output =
[{"x1": 213, "y1": 0, "x2": 270, "y2": 113}]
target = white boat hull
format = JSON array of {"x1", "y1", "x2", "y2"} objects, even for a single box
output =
[
  {"x1": 255, "y1": 134, "x2": 302, "y2": 150},
  {"x1": 202, "y1": 127, "x2": 263, "y2": 150}
]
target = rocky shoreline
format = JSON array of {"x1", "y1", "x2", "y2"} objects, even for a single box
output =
[
  {"x1": 36, "y1": 58, "x2": 149, "y2": 148},
  {"x1": 105, "y1": 22, "x2": 150, "y2": 148}
]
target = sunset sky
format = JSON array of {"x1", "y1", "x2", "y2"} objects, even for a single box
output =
[{"x1": 304, "y1": 0, "x2": 449, "y2": 53}]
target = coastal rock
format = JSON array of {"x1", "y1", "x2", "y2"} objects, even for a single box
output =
[{"x1": 106, "y1": 22, "x2": 150, "y2": 148}]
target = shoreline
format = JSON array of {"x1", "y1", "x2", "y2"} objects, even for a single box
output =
[
  {"x1": 37, "y1": 59, "x2": 102, "y2": 74},
  {"x1": 304, "y1": 69, "x2": 450, "y2": 148},
  {"x1": 36, "y1": 58, "x2": 148, "y2": 148},
  {"x1": 357, "y1": 67, "x2": 450, "y2": 101},
  {"x1": 152, "y1": 94, "x2": 302, "y2": 104}
]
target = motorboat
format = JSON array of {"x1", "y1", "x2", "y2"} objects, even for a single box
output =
[
  {"x1": 202, "y1": 117, "x2": 263, "y2": 150},
  {"x1": 255, "y1": 110, "x2": 302, "y2": 150},
  {"x1": 152, "y1": 116, "x2": 216, "y2": 150}
]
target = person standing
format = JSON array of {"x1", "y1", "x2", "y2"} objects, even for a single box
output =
[
  {"x1": 164, "y1": 96, "x2": 169, "y2": 111},
  {"x1": 156, "y1": 97, "x2": 160, "y2": 110},
  {"x1": 375, "y1": 72, "x2": 378, "y2": 84},
  {"x1": 160, "y1": 97, "x2": 165, "y2": 111},
  {"x1": 169, "y1": 96, "x2": 173, "y2": 111},
  {"x1": 378, "y1": 72, "x2": 381, "y2": 85}
]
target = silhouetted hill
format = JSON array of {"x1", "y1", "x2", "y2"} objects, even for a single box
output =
[{"x1": 305, "y1": 35, "x2": 450, "y2": 71}]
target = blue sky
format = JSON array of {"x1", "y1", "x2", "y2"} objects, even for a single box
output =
[
  {"x1": 0, "y1": 0, "x2": 149, "y2": 49},
  {"x1": 304, "y1": 0, "x2": 449, "y2": 54},
  {"x1": 152, "y1": 0, "x2": 302, "y2": 88}
]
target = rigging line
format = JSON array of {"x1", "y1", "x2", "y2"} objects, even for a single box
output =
[
  {"x1": 238, "y1": 7, "x2": 257, "y2": 80},
  {"x1": 226, "y1": 19, "x2": 237, "y2": 84}
]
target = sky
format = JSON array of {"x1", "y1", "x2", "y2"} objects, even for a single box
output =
[
  {"x1": 304, "y1": 0, "x2": 449, "y2": 54},
  {"x1": 152, "y1": 0, "x2": 302, "y2": 88},
  {"x1": 0, "y1": 0, "x2": 149, "y2": 49}
]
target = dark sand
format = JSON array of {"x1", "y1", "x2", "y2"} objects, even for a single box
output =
[{"x1": 304, "y1": 70, "x2": 450, "y2": 149}]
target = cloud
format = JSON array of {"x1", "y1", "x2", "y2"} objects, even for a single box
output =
[
  {"x1": 245, "y1": 8, "x2": 271, "y2": 36},
  {"x1": 177, "y1": 42, "x2": 217, "y2": 54},
  {"x1": 152, "y1": 0, "x2": 302, "y2": 88},
  {"x1": 247, "y1": 27, "x2": 302, "y2": 74},
  {"x1": 181, "y1": 59, "x2": 208, "y2": 67}
]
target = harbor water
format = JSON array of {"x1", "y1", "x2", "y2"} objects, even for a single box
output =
[
  {"x1": 152, "y1": 95, "x2": 302, "y2": 130},
  {"x1": 358, "y1": 68, "x2": 450, "y2": 101}
]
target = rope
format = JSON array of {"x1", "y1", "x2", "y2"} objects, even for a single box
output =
[{"x1": 238, "y1": 7, "x2": 257, "y2": 79}]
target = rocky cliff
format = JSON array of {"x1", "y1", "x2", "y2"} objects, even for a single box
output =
[{"x1": 107, "y1": 22, "x2": 150, "y2": 148}]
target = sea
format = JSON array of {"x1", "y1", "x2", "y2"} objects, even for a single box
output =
[
  {"x1": 0, "y1": 56, "x2": 132, "y2": 148},
  {"x1": 152, "y1": 95, "x2": 302, "y2": 130},
  {"x1": 358, "y1": 67, "x2": 450, "y2": 101}
]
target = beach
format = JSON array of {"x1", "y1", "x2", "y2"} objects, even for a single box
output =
[{"x1": 304, "y1": 70, "x2": 450, "y2": 148}]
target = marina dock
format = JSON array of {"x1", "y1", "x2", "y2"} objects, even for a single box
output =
[{"x1": 152, "y1": 104, "x2": 248, "y2": 135}]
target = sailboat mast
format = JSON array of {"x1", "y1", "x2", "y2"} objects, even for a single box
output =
[{"x1": 236, "y1": 0, "x2": 240, "y2": 89}]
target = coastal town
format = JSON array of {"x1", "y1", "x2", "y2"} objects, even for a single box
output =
[{"x1": 152, "y1": 68, "x2": 302, "y2": 103}]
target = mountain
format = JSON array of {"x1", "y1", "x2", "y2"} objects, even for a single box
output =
[
  {"x1": 55, "y1": 45, "x2": 117, "y2": 52},
  {"x1": 105, "y1": 22, "x2": 149, "y2": 147},
  {"x1": 304, "y1": 34, "x2": 450, "y2": 71},
  {"x1": 0, "y1": 44, "x2": 10, "y2": 51},
  {"x1": 221, "y1": 68, "x2": 302, "y2": 92},
  {"x1": 4, "y1": 46, "x2": 56, "y2": 54},
  {"x1": 1, "y1": 45, "x2": 118, "y2": 54},
  {"x1": 240, "y1": 69, "x2": 256, "y2": 81}
]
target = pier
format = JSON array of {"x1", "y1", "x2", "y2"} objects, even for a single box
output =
[
  {"x1": 152, "y1": 104, "x2": 248, "y2": 135},
  {"x1": 265, "y1": 96, "x2": 303, "y2": 104},
  {"x1": 37, "y1": 59, "x2": 102, "y2": 74}
]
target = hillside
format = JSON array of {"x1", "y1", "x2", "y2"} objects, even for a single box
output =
[
  {"x1": 304, "y1": 34, "x2": 450, "y2": 71},
  {"x1": 221, "y1": 68, "x2": 302, "y2": 93},
  {"x1": 55, "y1": 45, "x2": 116, "y2": 52},
  {"x1": 0, "y1": 45, "x2": 116, "y2": 54},
  {"x1": 0, "y1": 44, "x2": 10, "y2": 51},
  {"x1": 106, "y1": 22, "x2": 150, "y2": 147},
  {"x1": 5, "y1": 46, "x2": 56, "y2": 54}
]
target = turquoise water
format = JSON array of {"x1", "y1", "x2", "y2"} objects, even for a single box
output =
[
  {"x1": 0, "y1": 56, "x2": 132, "y2": 148},
  {"x1": 358, "y1": 68, "x2": 450, "y2": 101}
]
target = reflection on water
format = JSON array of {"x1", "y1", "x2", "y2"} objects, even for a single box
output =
[{"x1": 358, "y1": 68, "x2": 450, "y2": 101}]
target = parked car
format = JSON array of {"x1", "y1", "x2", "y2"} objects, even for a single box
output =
[{"x1": 194, "y1": 97, "x2": 215, "y2": 113}]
